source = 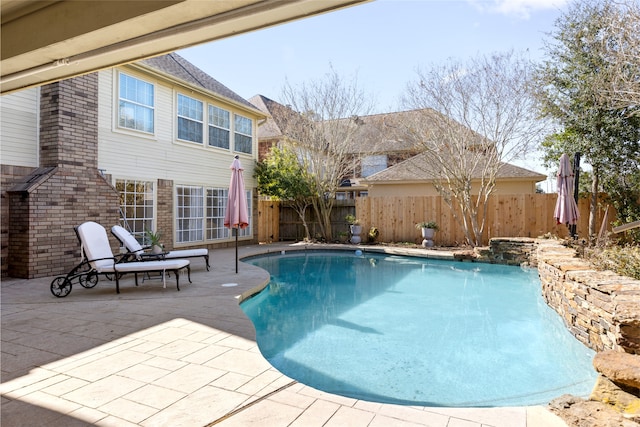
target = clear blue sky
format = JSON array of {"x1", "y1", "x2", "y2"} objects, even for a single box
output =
[{"x1": 178, "y1": 0, "x2": 570, "y2": 189}]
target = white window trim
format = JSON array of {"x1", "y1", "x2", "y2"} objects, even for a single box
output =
[{"x1": 115, "y1": 70, "x2": 156, "y2": 137}]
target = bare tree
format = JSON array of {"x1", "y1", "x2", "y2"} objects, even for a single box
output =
[
  {"x1": 592, "y1": 0, "x2": 640, "y2": 114},
  {"x1": 400, "y1": 51, "x2": 544, "y2": 246},
  {"x1": 278, "y1": 68, "x2": 374, "y2": 240}
]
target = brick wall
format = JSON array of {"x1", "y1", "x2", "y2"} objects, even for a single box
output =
[{"x1": 4, "y1": 73, "x2": 120, "y2": 279}]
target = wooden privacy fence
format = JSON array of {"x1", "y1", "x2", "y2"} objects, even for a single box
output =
[
  {"x1": 356, "y1": 194, "x2": 614, "y2": 246},
  {"x1": 258, "y1": 194, "x2": 615, "y2": 245}
]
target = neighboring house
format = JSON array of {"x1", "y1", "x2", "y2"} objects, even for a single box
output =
[
  {"x1": 1, "y1": 53, "x2": 265, "y2": 278},
  {"x1": 250, "y1": 101, "x2": 542, "y2": 199},
  {"x1": 361, "y1": 152, "x2": 546, "y2": 197}
]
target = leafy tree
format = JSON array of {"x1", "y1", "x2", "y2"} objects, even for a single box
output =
[
  {"x1": 400, "y1": 51, "x2": 544, "y2": 246},
  {"x1": 534, "y1": 0, "x2": 640, "y2": 241},
  {"x1": 278, "y1": 67, "x2": 374, "y2": 240},
  {"x1": 255, "y1": 146, "x2": 316, "y2": 241}
]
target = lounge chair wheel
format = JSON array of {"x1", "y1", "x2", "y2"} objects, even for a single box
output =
[
  {"x1": 50, "y1": 277, "x2": 72, "y2": 298},
  {"x1": 79, "y1": 271, "x2": 98, "y2": 288}
]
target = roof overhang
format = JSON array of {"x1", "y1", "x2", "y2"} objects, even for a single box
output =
[{"x1": 1, "y1": 0, "x2": 370, "y2": 94}]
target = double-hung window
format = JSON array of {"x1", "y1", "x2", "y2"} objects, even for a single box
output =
[
  {"x1": 177, "y1": 94, "x2": 203, "y2": 143},
  {"x1": 118, "y1": 73, "x2": 154, "y2": 133},
  {"x1": 234, "y1": 115, "x2": 253, "y2": 154},
  {"x1": 208, "y1": 105, "x2": 230, "y2": 149}
]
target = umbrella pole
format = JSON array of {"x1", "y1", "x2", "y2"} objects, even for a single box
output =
[
  {"x1": 235, "y1": 228, "x2": 238, "y2": 274},
  {"x1": 570, "y1": 152, "x2": 581, "y2": 238}
]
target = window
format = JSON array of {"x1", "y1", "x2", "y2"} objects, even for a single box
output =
[
  {"x1": 118, "y1": 73, "x2": 154, "y2": 133},
  {"x1": 206, "y1": 188, "x2": 229, "y2": 240},
  {"x1": 177, "y1": 94, "x2": 203, "y2": 143},
  {"x1": 178, "y1": 185, "x2": 252, "y2": 242},
  {"x1": 115, "y1": 179, "x2": 154, "y2": 243},
  {"x1": 208, "y1": 105, "x2": 230, "y2": 149},
  {"x1": 362, "y1": 155, "x2": 388, "y2": 177},
  {"x1": 176, "y1": 185, "x2": 204, "y2": 243},
  {"x1": 234, "y1": 114, "x2": 253, "y2": 154}
]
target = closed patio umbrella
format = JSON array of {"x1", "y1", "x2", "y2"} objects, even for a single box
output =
[
  {"x1": 554, "y1": 153, "x2": 580, "y2": 236},
  {"x1": 224, "y1": 156, "x2": 249, "y2": 273}
]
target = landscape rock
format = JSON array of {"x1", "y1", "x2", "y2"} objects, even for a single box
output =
[
  {"x1": 593, "y1": 351, "x2": 640, "y2": 389},
  {"x1": 549, "y1": 394, "x2": 640, "y2": 427}
]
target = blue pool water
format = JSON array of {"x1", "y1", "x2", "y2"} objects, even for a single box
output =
[{"x1": 241, "y1": 251, "x2": 597, "y2": 407}]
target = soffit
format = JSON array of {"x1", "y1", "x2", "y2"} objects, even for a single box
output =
[{"x1": 1, "y1": 0, "x2": 369, "y2": 94}]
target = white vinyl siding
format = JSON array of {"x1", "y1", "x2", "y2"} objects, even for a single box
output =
[
  {"x1": 97, "y1": 68, "x2": 259, "y2": 242},
  {"x1": 0, "y1": 87, "x2": 39, "y2": 166}
]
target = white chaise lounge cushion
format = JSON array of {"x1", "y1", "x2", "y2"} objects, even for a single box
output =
[
  {"x1": 111, "y1": 225, "x2": 208, "y2": 260},
  {"x1": 77, "y1": 222, "x2": 189, "y2": 273},
  {"x1": 165, "y1": 248, "x2": 208, "y2": 259}
]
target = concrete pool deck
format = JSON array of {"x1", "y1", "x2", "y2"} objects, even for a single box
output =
[{"x1": 1, "y1": 243, "x2": 570, "y2": 426}]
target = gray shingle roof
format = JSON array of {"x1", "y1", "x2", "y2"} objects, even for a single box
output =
[
  {"x1": 249, "y1": 94, "x2": 285, "y2": 138},
  {"x1": 364, "y1": 151, "x2": 546, "y2": 183},
  {"x1": 139, "y1": 53, "x2": 258, "y2": 111}
]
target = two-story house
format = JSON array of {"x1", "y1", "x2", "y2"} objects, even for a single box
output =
[{"x1": 1, "y1": 53, "x2": 265, "y2": 278}]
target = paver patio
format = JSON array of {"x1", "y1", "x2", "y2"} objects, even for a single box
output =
[{"x1": 1, "y1": 243, "x2": 569, "y2": 426}]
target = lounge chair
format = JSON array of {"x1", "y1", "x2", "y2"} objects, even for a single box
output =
[
  {"x1": 70, "y1": 221, "x2": 190, "y2": 295},
  {"x1": 111, "y1": 225, "x2": 210, "y2": 271}
]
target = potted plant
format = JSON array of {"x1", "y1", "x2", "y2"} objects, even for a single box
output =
[
  {"x1": 145, "y1": 229, "x2": 164, "y2": 254},
  {"x1": 345, "y1": 214, "x2": 362, "y2": 243},
  {"x1": 416, "y1": 221, "x2": 439, "y2": 247},
  {"x1": 337, "y1": 231, "x2": 349, "y2": 243}
]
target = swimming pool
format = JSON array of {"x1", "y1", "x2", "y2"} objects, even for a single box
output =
[{"x1": 241, "y1": 250, "x2": 597, "y2": 407}]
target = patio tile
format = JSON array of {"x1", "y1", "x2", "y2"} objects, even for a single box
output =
[
  {"x1": 219, "y1": 398, "x2": 305, "y2": 426},
  {"x1": 147, "y1": 339, "x2": 209, "y2": 361},
  {"x1": 324, "y1": 405, "x2": 375, "y2": 427},
  {"x1": 62, "y1": 375, "x2": 146, "y2": 408},
  {"x1": 63, "y1": 350, "x2": 153, "y2": 382},
  {"x1": 122, "y1": 384, "x2": 186, "y2": 410},
  {"x1": 151, "y1": 364, "x2": 226, "y2": 393},
  {"x1": 205, "y1": 348, "x2": 272, "y2": 377},
  {"x1": 140, "y1": 385, "x2": 249, "y2": 427},
  {"x1": 99, "y1": 397, "x2": 159, "y2": 424},
  {"x1": 288, "y1": 399, "x2": 341, "y2": 427},
  {"x1": 369, "y1": 414, "x2": 426, "y2": 427}
]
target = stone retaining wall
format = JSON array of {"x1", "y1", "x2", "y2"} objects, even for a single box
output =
[
  {"x1": 482, "y1": 238, "x2": 640, "y2": 354},
  {"x1": 536, "y1": 240, "x2": 640, "y2": 354}
]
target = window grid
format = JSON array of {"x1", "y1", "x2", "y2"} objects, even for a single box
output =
[
  {"x1": 234, "y1": 114, "x2": 253, "y2": 154},
  {"x1": 118, "y1": 73, "x2": 154, "y2": 133},
  {"x1": 206, "y1": 188, "x2": 229, "y2": 240},
  {"x1": 177, "y1": 94, "x2": 204, "y2": 143},
  {"x1": 115, "y1": 179, "x2": 154, "y2": 244},
  {"x1": 176, "y1": 185, "x2": 204, "y2": 243}
]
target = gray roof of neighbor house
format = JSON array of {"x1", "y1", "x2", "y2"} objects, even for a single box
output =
[
  {"x1": 363, "y1": 151, "x2": 547, "y2": 183},
  {"x1": 139, "y1": 53, "x2": 261, "y2": 113},
  {"x1": 249, "y1": 94, "x2": 287, "y2": 138},
  {"x1": 343, "y1": 110, "x2": 429, "y2": 155}
]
